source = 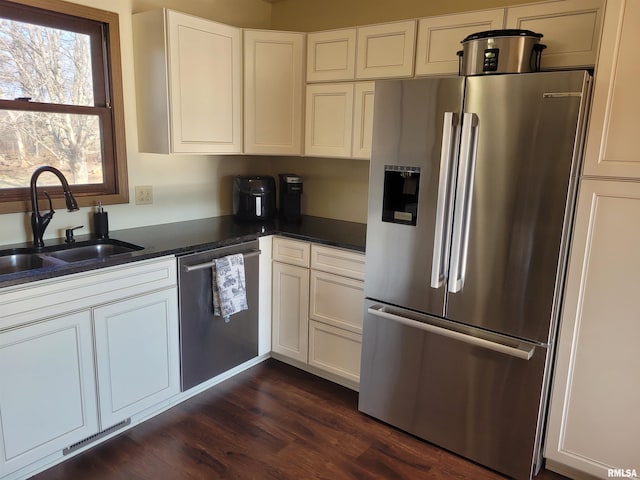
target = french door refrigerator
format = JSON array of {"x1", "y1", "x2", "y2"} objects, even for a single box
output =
[{"x1": 358, "y1": 71, "x2": 591, "y2": 480}]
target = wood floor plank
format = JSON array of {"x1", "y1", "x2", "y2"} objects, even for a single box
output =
[{"x1": 32, "y1": 359, "x2": 570, "y2": 480}]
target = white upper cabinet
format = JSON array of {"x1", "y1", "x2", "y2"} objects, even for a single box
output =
[
  {"x1": 244, "y1": 30, "x2": 305, "y2": 155},
  {"x1": 415, "y1": 9, "x2": 505, "y2": 76},
  {"x1": 304, "y1": 82, "x2": 374, "y2": 159},
  {"x1": 305, "y1": 83, "x2": 355, "y2": 158},
  {"x1": 355, "y1": 20, "x2": 417, "y2": 79},
  {"x1": 505, "y1": 0, "x2": 604, "y2": 69},
  {"x1": 307, "y1": 28, "x2": 357, "y2": 82},
  {"x1": 582, "y1": 0, "x2": 640, "y2": 179},
  {"x1": 352, "y1": 82, "x2": 375, "y2": 159},
  {"x1": 133, "y1": 9, "x2": 243, "y2": 154}
]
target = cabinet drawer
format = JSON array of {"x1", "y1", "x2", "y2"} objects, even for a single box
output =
[
  {"x1": 309, "y1": 320, "x2": 361, "y2": 384},
  {"x1": 310, "y1": 270, "x2": 364, "y2": 334},
  {"x1": 1, "y1": 257, "x2": 177, "y2": 328},
  {"x1": 272, "y1": 237, "x2": 310, "y2": 267},
  {"x1": 310, "y1": 244, "x2": 365, "y2": 280}
]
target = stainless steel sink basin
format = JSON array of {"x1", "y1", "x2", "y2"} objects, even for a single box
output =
[
  {"x1": 45, "y1": 242, "x2": 142, "y2": 263},
  {"x1": 0, "y1": 253, "x2": 48, "y2": 275},
  {"x1": 0, "y1": 239, "x2": 144, "y2": 276}
]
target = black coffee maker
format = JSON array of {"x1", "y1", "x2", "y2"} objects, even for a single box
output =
[{"x1": 279, "y1": 174, "x2": 303, "y2": 223}]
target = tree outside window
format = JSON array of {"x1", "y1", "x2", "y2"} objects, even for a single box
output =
[{"x1": 0, "y1": 0, "x2": 127, "y2": 214}]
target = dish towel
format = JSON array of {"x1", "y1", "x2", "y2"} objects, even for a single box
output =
[{"x1": 212, "y1": 254, "x2": 248, "y2": 322}]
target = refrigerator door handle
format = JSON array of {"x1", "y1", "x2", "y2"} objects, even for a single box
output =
[
  {"x1": 448, "y1": 112, "x2": 479, "y2": 293},
  {"x1": 431, "y1": 112, "x2": 459, "y2": 288},
  {"x1": 367, "y1": 305, "x2": 535, "y2": 360}
]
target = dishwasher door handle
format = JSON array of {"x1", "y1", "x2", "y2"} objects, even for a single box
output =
[{"x1": 182, "y1": 249, "x2": 261, "y2": 272}]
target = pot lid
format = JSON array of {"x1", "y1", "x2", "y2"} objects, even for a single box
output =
[{"x1": 462, "y1": 29, "x2": 543, "y2": 43}]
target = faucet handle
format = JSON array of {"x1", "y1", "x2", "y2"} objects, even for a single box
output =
[
  {"x1": 65, "y1": 225, "x2": 84, "y2": 244},
  {"x1": 43, "y1": 190, "x2": 55, "y2": 214}
]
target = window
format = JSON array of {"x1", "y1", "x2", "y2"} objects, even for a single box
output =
[{"x1": 0, "y1": 0, "x2": 127, "y2": 213}]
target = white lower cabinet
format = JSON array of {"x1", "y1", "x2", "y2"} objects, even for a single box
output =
[
  {"x1": 93, "y1": 288, "x2": 180, "y2": 428},
  {"x1": 545, "y1": 179, "x2": 640, "y2": 478},
  {"x1": 271, "y1": 261, "x2": 310, "y2": 362},
  {"x1": 0, "y1": 257, "x2": 179, "y2": 479},
  {"x1": 0, "y1": 311, "x2": 98, "y2": 477},
  {"x1": 271, "y1": 237, "x2": 365, "y2": 389},
  {"x1": 308, "y1": 320, "x2": 361, "y2": 383}
]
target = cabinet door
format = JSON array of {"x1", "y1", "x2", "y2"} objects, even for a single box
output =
[
  {"x1": 352, "y1": 82, "x2": 375, "y2": 159},
  {"x1": 415, "y1": 10, "x2": 505, "y2": 76},
  {"x1": 272, "y1": 262, "x2": 309, "y2": 362},
  {"x1": 356, "y1": 20, "x2": 416, "y2": 79},
  {"x1": 0, "y1": 311, "x2": 98, "y2": 477},
  {"x1": 307, "y1": 28, "x2": 357, "y2": 82},
  {"x1": 93, "y1": 288, "x2": 180, "y2": 427},
  {"x1": 582, "y1": 0, "x2": 640, "y2": 179},
  {"x1": 166, "y1": 10, "x2": 242, "y2": 153},
  {"x1": 244, "y1": 30, "x2": 304, "y2": 155},
  {"x1": 305, "y1": 83, "x2": 354, "y2": 158},
  {"x1": 505, "y1": 0, "x2": 603, "y2": 69},
  {"x1": 309, "y1": 320, "x2": 361, "y2": 384},
  {"x1": 545, "y1": 179, "x2": 640, "y2": 478}
]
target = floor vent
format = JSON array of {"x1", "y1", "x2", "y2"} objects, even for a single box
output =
[{"x1": 63, "y1": 418, "x2": 131, "y2": 455}]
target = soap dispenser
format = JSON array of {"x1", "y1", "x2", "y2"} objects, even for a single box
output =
[{"x1": 94, "y1": 201, "x2": 109, "y2": 239}]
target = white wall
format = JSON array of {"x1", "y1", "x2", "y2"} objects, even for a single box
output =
[{"x1": 0, "y1": 0, "x2": 273, "y2": 246}]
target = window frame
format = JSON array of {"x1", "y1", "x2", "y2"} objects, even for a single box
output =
[{"x1": 0, "y1": 0, "x2": 128, "y2": 214}]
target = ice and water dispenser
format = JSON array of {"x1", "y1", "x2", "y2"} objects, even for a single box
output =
[{"x1": 381, "y1": 165, "x2": 420, "y2": 226}]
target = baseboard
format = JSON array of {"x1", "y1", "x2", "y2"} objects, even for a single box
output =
[
  {"x1": 270, "y1": 352, "x2": 360, "y2": 392},
  {"x1": 544, "y1": 459, "x2": 602, "y2": 480}
]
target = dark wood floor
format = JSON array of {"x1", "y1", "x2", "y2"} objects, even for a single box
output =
[{"x1": 34, "y1": 359, "x2": 569, "y2": 480}]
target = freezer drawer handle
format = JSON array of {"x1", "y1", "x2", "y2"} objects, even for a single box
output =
[
  {"x1": 367, "y1": 305, "x2": 534, "y2": 360},
  {"x1": 182, "y1": 249, "x2": 261, "y2": 272},
  {"x1": 431, "y1": 111, "x2": 458, "y2": 289},
  {"x1": 448, "y1": 112, "x2": 479, "y2": 293}
]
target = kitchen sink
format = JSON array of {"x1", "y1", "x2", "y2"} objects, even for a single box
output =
[
  {"x1": 0, "y1": 239, "x2": 144, "y2": 276},
  {"x1": 0, "y1": 253, "x2": 50, "y2": 275},
  {"x1": 45, "y1": 241, "x2": 143, "y2": 263}
]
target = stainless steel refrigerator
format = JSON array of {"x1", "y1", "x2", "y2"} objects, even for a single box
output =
[{"x1": 358, "y1": 71, "x2": 591, "y2": 480}]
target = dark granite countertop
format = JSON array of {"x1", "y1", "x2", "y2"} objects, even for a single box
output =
[{"x1": 0, "y1": 215, "x2": 366, "y2": 288}]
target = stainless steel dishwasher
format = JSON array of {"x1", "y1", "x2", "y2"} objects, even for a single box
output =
[{"x1": 177, "y1": 240, "x2": 260, "y2": 391}]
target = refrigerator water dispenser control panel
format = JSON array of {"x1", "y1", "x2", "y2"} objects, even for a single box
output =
[{"x1": 382, "y1": 165, "x2": 420, "y2": 226}]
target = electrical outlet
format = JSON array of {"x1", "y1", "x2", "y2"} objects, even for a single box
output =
[{"x1": 135, "y1": 185, "x2": 153, "y2": 205}]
